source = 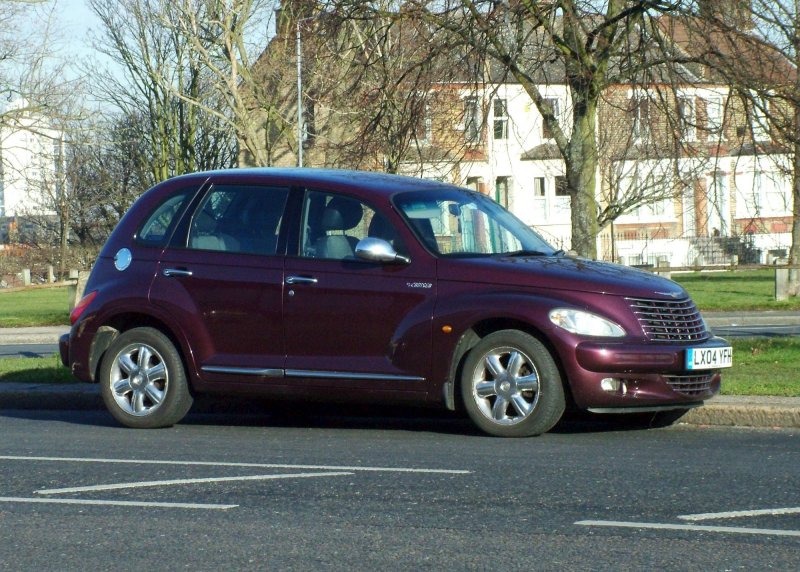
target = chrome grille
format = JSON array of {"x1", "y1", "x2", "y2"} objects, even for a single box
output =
[
  {"x1": 627, "y1": 297, "x2": 708, "y2": 342},
  {"x1": 665, "y1": 374, "x2": 715, "y2": 397}
]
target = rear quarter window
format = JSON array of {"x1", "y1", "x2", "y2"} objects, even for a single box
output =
[{"x1": 136, "y1": 191, "x2": 190, "y2": 247}]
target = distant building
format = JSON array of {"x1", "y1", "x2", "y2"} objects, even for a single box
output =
[
  {"x1": 247, "y1": 3, "x2": 794, "y2": 266},
  {"x1": 0, "y1": 98, "x2": 64, "y2": 244},
  {"x1": 0, "y1": 98, "x2": 63, "y2": 217}
]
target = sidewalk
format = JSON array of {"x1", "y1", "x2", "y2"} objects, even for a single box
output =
[
  {"x1": 0, "y1": 325, "x2": 68, "y2": 345},
  {"x1": 0, "y1": 319, "x2": 799, "y2": 429}
]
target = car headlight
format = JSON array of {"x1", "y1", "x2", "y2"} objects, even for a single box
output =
[{"x1": 549, "y1": 308, "x2": 626, "y2": 337}]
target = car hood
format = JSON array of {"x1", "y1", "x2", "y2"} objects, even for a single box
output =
[{"x1": 437, "y1": 255, "x2": 687, "y2": 299}]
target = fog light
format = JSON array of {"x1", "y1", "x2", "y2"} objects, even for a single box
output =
[{"x1": 600, "y1": 378, "x2": 627, "y2": 395}]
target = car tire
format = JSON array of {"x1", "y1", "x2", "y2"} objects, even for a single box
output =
[
  {"x1": 460, "y1": 330, "x2": 565, "y2": 437},
  {"x1": 99, "y1": 327, "x2": 193, "y2": 428}
]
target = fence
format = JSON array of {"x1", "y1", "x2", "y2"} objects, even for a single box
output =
[{"x1": 600, "y1": 231, "x2": 790, "y2": 268}]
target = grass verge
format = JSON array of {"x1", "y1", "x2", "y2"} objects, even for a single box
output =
[
  {"x1": 1, "y1": 338, "x2": 798, "y2": 396},
  {"x1": 0, "y1": 286, "x2": 71, "y2": 327},
  {"x1": 721, "y1": 338, "x2": 800, "y2": 396},
  {"x1": 0, "y1": 354, "x2": 76, "y2": 384},
  {"x1": 672, "y1": 269, "x2": 800, "y2": 311}
]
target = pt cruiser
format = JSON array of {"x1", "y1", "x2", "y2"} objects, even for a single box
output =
[{"x1": 61, "y1": 169, "x2": 732, "y2": 437}]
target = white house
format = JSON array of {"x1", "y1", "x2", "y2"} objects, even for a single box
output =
[{"x1": 0, "y1": 98, "x2": 63, "y2": 220}]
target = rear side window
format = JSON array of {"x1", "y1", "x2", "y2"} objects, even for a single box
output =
[
  {"x1": 137, "y1": 192, "x2": 190, "y2": 247},
  {"x1": 188, "y1": 185, "x2": 289, "y2": 255}
]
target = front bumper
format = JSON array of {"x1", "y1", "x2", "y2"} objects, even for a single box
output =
[{"x1": 560, "y1": 336, "x2": 728, "y2": 410}]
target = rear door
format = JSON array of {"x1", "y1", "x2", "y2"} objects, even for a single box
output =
[{"x1": 149, "y1": 182, "x2": 289, "y2": 382}]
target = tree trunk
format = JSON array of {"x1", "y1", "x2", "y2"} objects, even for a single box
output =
[
  {"x1": 566, "y1": 90, "x2": 599, "y2": 258},
  {"x1": 789, "y1": 132, "x2": 800, "y2": 295}
]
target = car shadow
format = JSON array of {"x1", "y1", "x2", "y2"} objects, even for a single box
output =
[{"x1": 0, "y1": 399, "x2": 690, "y2": 436}]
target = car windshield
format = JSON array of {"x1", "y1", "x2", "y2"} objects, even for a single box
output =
[{"x1": 394, "y1": 188, "x2": 557, "y2": 257}]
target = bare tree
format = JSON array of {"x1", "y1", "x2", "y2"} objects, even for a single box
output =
[
  {"x1": 319, "y1": 1, "x2": 689, "y2": 258},
  {"x1": 684, "y1": 0, "x2": 800, "y2": 293},
  {"x1": 310, "y1": 9, "x2": 457, "y2": 173},
  {"x1": 162, "y1": 0, "x2": 307, "y2": 167},
  {"x1": 89, "y1": 0, "x2": 237, "y2": 183}
]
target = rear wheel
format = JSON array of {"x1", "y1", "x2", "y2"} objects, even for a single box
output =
[
  {"x1": 460, "y1": 330, "x2": 565, "y2": 437},
  {"x1": 99, "y1": 327, "x2": 193, "y2": 428}
]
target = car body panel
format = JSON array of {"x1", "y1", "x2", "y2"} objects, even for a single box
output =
[{"x1": 283, "y1": 256, "x2": 436, "y2": 390}]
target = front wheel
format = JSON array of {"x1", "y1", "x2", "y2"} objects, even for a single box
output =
[
  {"x1": 460, "y1": 330, "x2": 565, "y2": 437},
  {"x1": 99, "y1": 327, "x2": 193, "y2": 428}
]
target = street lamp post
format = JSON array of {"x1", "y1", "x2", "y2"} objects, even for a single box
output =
[{"x1": 296, "y1": 18, "x2": 304, "y2": 168}]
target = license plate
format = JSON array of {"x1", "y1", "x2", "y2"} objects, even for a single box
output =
[{"x1": 686, "y1": 346, "x2": 733, "y2": 370}]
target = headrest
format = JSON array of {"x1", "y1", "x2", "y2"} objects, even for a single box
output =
[{"x1": 321, "y1": 197, "x2": 363, "y2": 231}]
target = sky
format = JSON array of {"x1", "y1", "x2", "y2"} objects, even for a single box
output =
[{"x1": 55, "y1": 0, "x2": 100, "y2": 54}]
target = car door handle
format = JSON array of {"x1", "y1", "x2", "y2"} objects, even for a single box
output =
[
  {"x1": 163, "y1": 268, "x2": 193, "y2": 278},
  {"x1": 285, "y1": 275, "x2": 318, "y2": 285}
]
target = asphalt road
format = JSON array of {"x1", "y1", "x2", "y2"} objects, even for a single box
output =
[
  {"x1": 0, "y1": 344, "x2": 59, "y2": 359},
  {"x1": 0, "y1": 408, "x2": 797, "y2": 571}
]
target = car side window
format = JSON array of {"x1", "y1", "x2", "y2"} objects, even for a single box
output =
[
  {"x1": 300, "y1": 191, "x2": 405, "y2": 260},
  {"x1": 188, "y1": 185, "x2": 288, "y2": 255},
  {"x1": 137, "y1": 191, "x2": 190, "y2": 247}
]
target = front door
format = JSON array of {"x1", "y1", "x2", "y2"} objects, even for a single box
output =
[{"x1": 283, "y1": 190, "x2": 436, "y2": 391}]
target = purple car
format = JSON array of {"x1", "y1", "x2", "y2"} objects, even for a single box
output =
[{"x1": 60, "y1": 169, "x2": 732, "y2": 436}]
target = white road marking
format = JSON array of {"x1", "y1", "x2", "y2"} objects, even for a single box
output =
[
  {"x1": 678, "y1": 507, "x2": 800, "y2": 521},
  {"x1": 0, "y1": 455, "x2": 470, "y2": 474},
  {"x1": 36, "y1": 471, "x2": 353, "y2": 495},
  {"x1": 0, "y1": 496, "x2": 237, "y2": 510},
  {"x1": 576, "y1": 520, "x2": 800, "y2": 538}
]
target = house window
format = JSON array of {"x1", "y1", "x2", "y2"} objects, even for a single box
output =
[
  {"x1": 630, "y1": 97, "x2": 650, "y2": 141},
  {"x1": 752, "y1": 96, "x2": 770, "y2": 142},
  {"x1": 755, "y1": 170, "x2": 788, "y2": 215},
  {"x1": 493, "y1": 98, "x2": 508, "y2": 140},
  {"x1": 542, "y1": 98, "x2": 560, "y2": 139},
  {"x1": 465, "y1": 176, "x2": 482, "y2": 193},
  {"x1": 415, "y1": 101, "x2": 432, "y2": 145},
  {"x1": 706, "y1": 96, "x2": 723, "y2": 137},
  {"x1": 678, "y1": 96, "x2": 696, "y2": 141},
  {"x1": 495, "y1": 176, "x2": 510, "y2": 207},
  {"x1": 636, "y1": 199, "x2": 667, "y2": 218},
  {"x1": 706, "y1": 171, "x2": 729, "y2": 236},
  {"x1": 464, "y1": 96, "x2": 481, "y2": 143},
  {"x1": 555, "y1": 176, "x2": 569, "y2": 196},
  {"x1": 533, "y1": 177, "x2": 546, "y2": 197}
]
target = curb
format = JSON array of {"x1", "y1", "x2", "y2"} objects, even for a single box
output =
[
  {"x1": 0, "y1": 383, "x2": 797, "y2": 429},
  {"x1": 682, "y1": 396, "x2": 800, "y2": 428},
  {"x1": 0, "y1": 326, "x2": 68, "y2": 345}
]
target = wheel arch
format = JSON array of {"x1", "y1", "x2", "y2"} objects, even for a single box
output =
[
  {"x1": 444, "y1": 317, "x2": 575, "y2": 412},
  {"x1": 88, "y1": 312, "x2": 193, "y2": 388}
]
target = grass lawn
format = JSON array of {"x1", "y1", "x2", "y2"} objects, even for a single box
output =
[
  {"x1": 723, "y1": 338, "x2": 800, "y2": 396},
  {"x1": 0, "y1": 354, "x2": 76, "y2": 384},
  {"x1": 672, "y1": 269, "x2": 800, "y2": 312},
  {"x1": 0, "y1": 286, "x2": 71, "y2": 327},
  {"x1": 1, "y1": 338, "x2": 798, "y2": 397}
]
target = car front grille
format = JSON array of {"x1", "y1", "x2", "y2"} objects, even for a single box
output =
[
  {"x1": 627, "y1": 297, "x2": 709, "y2": 342},
  {"x1": 664, "y1": 373, "x2": 715, "y2": 397}
]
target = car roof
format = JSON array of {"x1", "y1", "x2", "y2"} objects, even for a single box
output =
[{"x1": 168, "y1": 168, "x2": 463, "y2": 198}]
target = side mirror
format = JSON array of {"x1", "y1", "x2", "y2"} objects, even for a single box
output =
[{"x1": 355, "y1": 237, "x2": 410, "y2": 264}]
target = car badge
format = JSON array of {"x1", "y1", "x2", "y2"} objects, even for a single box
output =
[{"x1": 654, "y1": 291, "x2": 682, "y2": 298}]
